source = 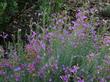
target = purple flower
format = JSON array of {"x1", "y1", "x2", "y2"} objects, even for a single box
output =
[
  {"x1": 53, "y1": 26, "x2": 57, "y2": 29},
  {"x1": 99, "y1": 78, "x2": 106, "y2": 82},
  {"x1": 40, "y1": 41, "x2": 46, "y2": 50},
  {"x1": 13, "y1": 66, "x2": 21, "y2": 72},
  {"x1": 69, "y1": 26, "x2": 75, "y2": 30},
  {"x1": 31, "y1": 31, "x2": 36, "y2": 38},
  {"x1": 38, "y1": 64, "x2": 49, "y2": 78},
  {"x1": 56, "y1": 19, "x2": 64, "y2": 24},
  {"x1": 72, "y1": 42, "x2": 78, "y2": 48},
  {"x1": 27, "y1": 63, "x2": 35, "y2": 73},
  {"x1": 0, "y1": 61, "x2": 13, "y2": 68},
  {"x1": 90, "y1": 28, "x2": 99, "y2": 51},
  {"x1": 73, "y1": 22, "x2": 80, "y2": 28},
  {"x1": 63, "y1": 30, "x2": 69, "y2": 35},
  {"x1": 82, "y1": 23, "x2": 89, "y2": 28},
  {"x1": 44, "y1": 32, "x2": 53, "y2": 40},
  {"x1": 69, "y1": 65, "x2": 79, "y2": 73},
  {"x1": 50, "y1": 61, "x2": 58, "y2": 71},
  {"x1": 15, "y1": 75, "x2": 20, "y2": 81},
  {"x1": 60, "y1": 75, "x2": 69, "y2": 82},
  {"x1": 103, "y1": 35, "x2": 110, "y2": 46},
  {"x1": 78, "y1": 79, "x2": 84, "y2": 82},
  {"x1": 0, "y1": 70, "x2": 6, "y2": 75},
  {"x1": 62, "y1": 65, "x2": 69, "y2": 74},
  {"x1": 0, "y1": 32, "x2": 8, "y2": 39},
  {"x1": 76, "y1": 10, "x2": 87, "y2": 21}
]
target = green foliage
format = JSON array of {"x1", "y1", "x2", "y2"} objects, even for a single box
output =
[
  {"x1": 39, "y1": 0, "x2": 64, "y2": 26},
  {"x1": 51, "y1": 36, "x2": 96, "y2": 66},
  {"x1": 0, "y1": 0, "x2": 38, "y2": 31},
  {"x1": 101, "y1": 4, "x2": 110, "y2": 17},
  {"x1": 0, "y1": 0, "x2": 18, "y2": 31},
  {"x1": 0, "y1": 0, "x2": 64, "y2": 32},
  {"x1": 0, "y1": 1, "x2": 110, "y2": 82},
  {"x1": 0, "y1": 2, "x2": 7, "y2": 15}
]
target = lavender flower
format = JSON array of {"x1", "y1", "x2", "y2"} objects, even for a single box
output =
[
  {"x1": 99, "y1": 78, "x2": 106, "y2": 82},
  {"x1": 60, "y1": 75, "x2": 69, "y2": 82},
  {"x1": 31, "y1": 31, "x2": 36, "y2": 38},
  {"x1": 0, "y1": 32, "x2": 8, "y2": 39},
  {"x1": 40, "y1": 41, "x2": 46, "y2": 50},
  {"x1": 69, "y1": 65, "x2": 79, "y2": 74},
  {"x1": 0, "y1": 70, "x2": 6, "y2": 76},
  {"x1": 27, "y1": 63, "x2": 35, "y2": 73},
  {"x1": 38, "y1": 64, "x2": 49, "y2": 78},
  {"x1": 62, "y1": 65, "x2": 69, "y2": 74},
  {"x1": 103, "y1": 35, "x2": 110, "y2": 46},
  {"x1": 56, "y1": 19, "x2": 64, "y2": 25},
  {"x1": 13, "y1": 66, "x2": 21, "y2": 72},
  {"x1": 78, "y1": 78, "x2": 84, "y2": 82},
  {"x1": 15, "y1": 75, "x2": 20, "y2": 81},
  {"x1": 50, "y1": 61, "x2": 58, "y2": 72}
]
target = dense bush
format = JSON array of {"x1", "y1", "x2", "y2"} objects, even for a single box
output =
[
  {"x1": 0, "y1": 0, "x2": 64, "y2": 31},
  {"x1": 0, "y1": 0, "x2": 110, "y2": 82},
  {"x1": 0, "y1": 0, "x2": 64, "y2": 58}
]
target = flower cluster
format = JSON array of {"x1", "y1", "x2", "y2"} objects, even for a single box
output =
[{"x1": 60, "y1": 65, "x2": 84, "y2": 82}]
